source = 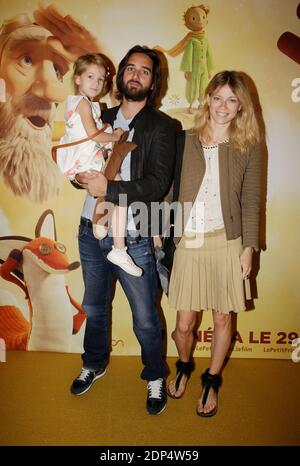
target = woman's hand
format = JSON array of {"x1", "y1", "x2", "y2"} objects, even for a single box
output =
[{"x1": 240, "y1": 246, "x2": 253, "y2": 279}]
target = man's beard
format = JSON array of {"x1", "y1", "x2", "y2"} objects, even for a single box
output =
[
  {"x1": 120, "y1": 80, "x2": 152, "y2": 102},
  {"x1": 0, "y1": 94, "x2": 62, "y2": 202}
]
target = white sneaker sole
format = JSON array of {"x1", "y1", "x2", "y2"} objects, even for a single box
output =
[{"x1": 107, "y1": 254, "x2": 143, "y2": 277}]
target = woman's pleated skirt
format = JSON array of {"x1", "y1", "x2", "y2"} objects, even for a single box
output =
[{"x1": 168, "y1": 229, "x2": 250, "y2": 314}]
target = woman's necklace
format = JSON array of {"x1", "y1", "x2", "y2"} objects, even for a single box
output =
[{"x1": 202, "y1": 137, "x2": 229, "y2": 149}]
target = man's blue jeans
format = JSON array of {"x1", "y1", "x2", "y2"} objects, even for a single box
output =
[{"x1": 78, "y1": 220, "x2": 168, "y2": 381}]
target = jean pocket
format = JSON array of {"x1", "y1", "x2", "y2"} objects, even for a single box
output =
[{"x1": 127, "y1": 239, "x2": 153, "y2": 259}]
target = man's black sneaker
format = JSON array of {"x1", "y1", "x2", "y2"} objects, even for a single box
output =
[
  {"x1": 70, "y1": 367, "x2": 106, "y2": 395},
  {"x1": 146, "y1": 378, "x2": 167, "y2": 415}
]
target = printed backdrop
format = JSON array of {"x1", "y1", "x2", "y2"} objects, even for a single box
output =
[{"x1": 0, "y1": 0, "x2": 299, "y2": 359}]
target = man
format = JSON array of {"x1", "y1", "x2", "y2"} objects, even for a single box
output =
[
  {"x1": 71, "y1": 45, "x2": 177, "y2": 415},
  {"x1": 0, "y1": 16, "x2": 62, "y2": 202},
  {"x1": 0, "y1": 4, "x2": 105, "y2": 202}
]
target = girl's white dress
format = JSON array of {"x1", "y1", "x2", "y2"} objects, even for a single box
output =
[{"x1": 57, "y1": 95, "x2": 113, "y2": 180}]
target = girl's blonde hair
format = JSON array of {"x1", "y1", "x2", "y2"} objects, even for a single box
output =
[
  {"x1": 195, "y1": 70, "x2": 260, "y2": 152},
  {"x1": 73, "y1": 53, "x2": 112, "y2": 97}
]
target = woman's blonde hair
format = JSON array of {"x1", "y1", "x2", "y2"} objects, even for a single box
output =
[
  {"x1": 73, "y1": 53, "x2": 112, "y2": 97},
  {"x1": 195, "y1": 70, "x2": 260, "y2": 152}
]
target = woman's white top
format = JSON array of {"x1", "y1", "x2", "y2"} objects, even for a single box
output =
[{"x1": 185, "y1": 143, "x2": 224, "y2": 234}]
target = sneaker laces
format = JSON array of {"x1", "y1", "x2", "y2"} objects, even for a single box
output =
[
  {"x1": 147, "y1": 378, "x2": 163, "y2": 399},
  {"x1": 76, "y1": 368, "x2": 92, "y2": 381}
]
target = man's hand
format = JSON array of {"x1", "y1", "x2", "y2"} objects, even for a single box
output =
[
  {"x1": 33, "y1": 2, "x2": 102, "y2": 63},
  {"x1": 75, "y1": 170, "x2": 100, "y2": 188},
  {"x1": 153, "y1": 235, "x2": 162, "y2": 248},
  {"x1": 77, "y1": 171, "x2": 108, "y2": 197}
]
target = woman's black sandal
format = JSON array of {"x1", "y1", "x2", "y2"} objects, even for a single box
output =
[
  {"x1": 196, "y1": 368, "x2": 221, "y2": 417},
  {"x1": 167, "y1": 359, "x2": 194, "y2": 399}
]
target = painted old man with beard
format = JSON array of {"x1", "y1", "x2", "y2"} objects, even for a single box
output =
[{"x1": 0, "y1": 4, "x2": 104, "y2": 202}]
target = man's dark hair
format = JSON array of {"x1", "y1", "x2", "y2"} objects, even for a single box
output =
[{"x1": 115, "y1": 45, "x2": 162, "y2": 107}]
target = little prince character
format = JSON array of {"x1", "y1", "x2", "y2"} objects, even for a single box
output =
[{"x1": 156, "y1": 4, "x2": 214, "y2": 112}]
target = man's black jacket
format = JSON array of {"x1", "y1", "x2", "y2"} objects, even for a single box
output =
[
  {"x1": 102, "y1": 104, "x2": 177, "y2": 235},
  {"x1": 102, "y1": 104, "x2": 176, "y2": 203}
]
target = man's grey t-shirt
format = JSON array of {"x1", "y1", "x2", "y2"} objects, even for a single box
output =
[{"x1": 81, "y1": 108, "x2": 136, "y2": 232}]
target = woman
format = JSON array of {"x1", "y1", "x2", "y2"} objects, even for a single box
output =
[{"x1": 167, "y1": 70, "x2": 261, "y2": 417}]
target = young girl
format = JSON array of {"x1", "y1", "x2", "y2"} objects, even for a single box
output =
[{"x1": 56, "y1": 53, "x2": 142, "y2": 277}]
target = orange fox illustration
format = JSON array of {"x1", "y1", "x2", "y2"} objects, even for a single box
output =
[{"x1": 0, "y1": 210, "x2": 86, "y2": 352}]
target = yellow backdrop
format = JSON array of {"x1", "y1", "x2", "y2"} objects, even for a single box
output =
[{"x1": 0, "y1": 0, "x2": 299, "y2": 359}]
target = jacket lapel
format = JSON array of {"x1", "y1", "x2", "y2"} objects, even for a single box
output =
[
  {"x1": 129, "y1": 107, "x2": 148, "y2": 179},
  {"x1": 219, "y1": 142, "x2": 231, "y2": 225}
]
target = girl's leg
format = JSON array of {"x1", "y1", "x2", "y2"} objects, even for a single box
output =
[
  {"x1": 111, "y1": 205, "x2": 127, "y2": 250},
  {"x1": 197, "y1": 310, "x2": 232, "y2": 414},
  {"x1": 168, "y1": 310, "x2": 197, "y2": 397},
  {"x1": 107, "y1": 174, "x2": 143, "y2": 277}
]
